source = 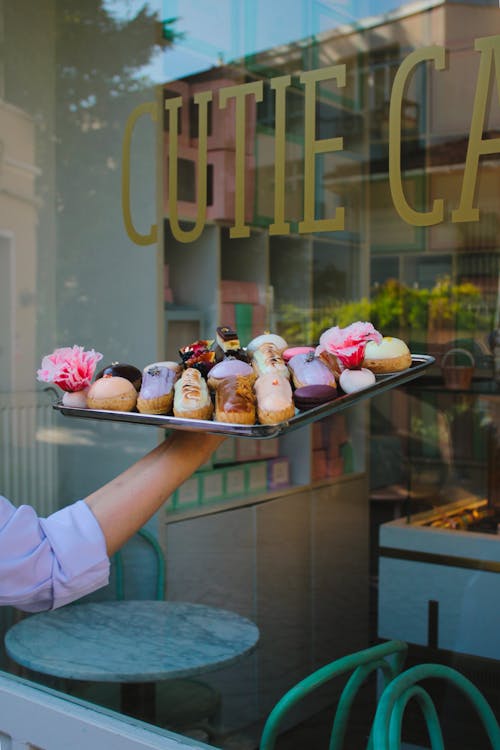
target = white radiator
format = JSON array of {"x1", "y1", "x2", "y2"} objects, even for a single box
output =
[{"x1": 0, "y1": 391, "x2": 58, "y2": 516}]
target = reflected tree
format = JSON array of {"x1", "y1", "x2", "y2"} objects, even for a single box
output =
[{"x1": 55, "y1": 1, "x2": 163, "y2": 344}]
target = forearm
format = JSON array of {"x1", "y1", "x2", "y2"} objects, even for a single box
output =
[{"x1": 85, "y1": 431, "x2": 225, "y2": 555}]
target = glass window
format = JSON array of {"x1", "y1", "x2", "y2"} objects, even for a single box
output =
[{"x1": 1, "y1": 2, "x2": 499, "y2": 748}]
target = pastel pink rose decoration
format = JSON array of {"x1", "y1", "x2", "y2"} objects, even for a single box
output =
[
  {"x1": 37, "y1": 346, "x2": 103, "y2": 392},
  {"x1": 316, "y1": 321, "x2": 382, "y2": 369}
]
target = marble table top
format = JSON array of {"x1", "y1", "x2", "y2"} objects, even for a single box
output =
[{"x1": 5, "y1": 600, "x2": 259, "y2": 683}]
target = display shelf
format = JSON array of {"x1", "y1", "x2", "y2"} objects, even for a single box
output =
[
  {"x1": 165, "y1": 305, "x2": 203, "y2": 321},
  {"x1": 164, "y1": 471, "x2": 366, "y2": 523}
]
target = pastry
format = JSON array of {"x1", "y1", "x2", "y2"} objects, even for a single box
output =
[
  {"x1": 287, "y1": 351, "x2": 337, "y2": 389},
  {"x1": 87, "y1": 376, "x2": 137, "y2": 411},
  {"x1": 95, "y1": 362, "x2": 142, "y2": 391},
  {"x1": 251, "y1": 342, "x2": 290, "y2": 379},
  {"x1": 212, "y1": 326, "x2": 249, "y2": 363},
  {"x1": 214, "y1": 375, "x2": 256, "y2": 425},
  {"x1": 339, "y1": 368, "x2": 376, "y2": 394},
  {"x1": 293, "y1": 384, "x2": 337, "y2": 410},
  {"x1": 207, "y1": 358, "x2": 255, "y2": 390},
  {"x1": 254, "y1": 372, "x2": 295, "y2": 425},
  {"x1": 179, "y1": 339, "x2": 216, "y2": 377},
  {"x1": 137, "y1": 366, "x2": 175, "y2": 414},
  {"x1": 282, "y1": 346, "x2": 315, "y2": 363},
  {"x1": 317, "y1": 350, "x2": 342, "y2": 380},
  {"x1": 247, "y1": 332, "x2": 288, "y2": 356},
  {"x1": 173, "y1": 367, "x2": 213, "y2": 420},
  {"x1": 316, "y1": 322, "x2": 382, "y2": 371},
  {"x1": 216, "y1": 326, "x2": 241, "y2": 354},
  {"x1": 362, "y1": 336, "x2": 411, "y2": 373},
  {"x1": 61, "y1": 388, "x2": 90, "y2": 408},
  {"x1": 143, "y1": 360, "x2": 182, "y2": 379}
]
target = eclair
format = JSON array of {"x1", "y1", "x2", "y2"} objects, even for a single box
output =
[
  {"x1": 214, "y1": 375, "x2": 256, "y2": 425},
  {"x1": 207, "y1": 358, "x2": 255, "y2": 390},
  {"x1": 173, "y1": 367, "x2": 213, "y2": 420},
  {"x1": 143, "y1": 360, "x2": 182, "y2": 380},
  {"x1": 247, "y1": 332, "x2": 288, "y2": 356},
  {"x1": 137, "y1": 366, "x2": 175, "y2": 415},
  {"x1": 254, "y1": 372, "x2": 295, "y2": 425},
  {"x1": 251, "y1": 342, "x2": 290, "y2": 379},
  {"x1": 287, "y1": 352, "x2": 337, "y2": 389}
]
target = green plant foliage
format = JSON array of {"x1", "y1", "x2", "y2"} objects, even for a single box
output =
[{"x1": 277, "y1": 277, "x2": 491, "y2": 344}]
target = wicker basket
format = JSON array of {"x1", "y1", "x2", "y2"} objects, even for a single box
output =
[{"x1": 440, "y1": 347, "x2": 475, "y2": 390}]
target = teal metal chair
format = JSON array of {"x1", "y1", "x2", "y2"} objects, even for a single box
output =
[
  {"x1": 259, "y1": 640, "x2": 409, "y2": 750},
  {"x1": 260, "y1": 641, "x2": 500, "y2": 750},
  {"x1": 113, "y1": 527, "x2": 165, "y2": 601},
  {"x1": 372, "y1": 662, "x2": 500, "y2": 750}
]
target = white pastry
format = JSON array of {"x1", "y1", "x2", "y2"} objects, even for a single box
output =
[
  {"x1": 363, "y1": 337, "x2": 411, "y2": 373},
  {"x1": 247, "y1": 333, "x2": 288, "y2": 355},
  {"x1": 339, "y1": 368, "x2": 376, "y2": 394}
]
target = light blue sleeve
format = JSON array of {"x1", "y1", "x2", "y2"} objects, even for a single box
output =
[{"x1": 0, "y1": 496, "x2": 110, "y2": 612}]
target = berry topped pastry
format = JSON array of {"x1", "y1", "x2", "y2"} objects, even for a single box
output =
[{"x1": 179, "y1": 339, "x2": 216, "y2": 377}]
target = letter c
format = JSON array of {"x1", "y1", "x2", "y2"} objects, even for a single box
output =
[
  {"x1": 122, "y1": 102, "x2": 158, "y2": 246},
  {"x1": 389, "y1": 46, "x2": 446, "y2": 226}
]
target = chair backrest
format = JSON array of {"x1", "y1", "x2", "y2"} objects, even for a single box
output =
[
  {"x1": 113, "y1": 528, "x2": 166, "y2": 601},
  {"x1": 259, "y1": 640, "x2": 408, "y2": 750},
  {"x1": 372, "y1": 662, "x2": 500, "y2": 750}
]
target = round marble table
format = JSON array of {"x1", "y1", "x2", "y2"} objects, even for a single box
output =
[{"x1": 5, "y1": 600, "x2": 259, "y2": 722}]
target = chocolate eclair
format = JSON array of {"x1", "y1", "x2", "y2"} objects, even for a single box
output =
[{"x1": 215, "y1": 375, "x2": 256, "y2": 425}]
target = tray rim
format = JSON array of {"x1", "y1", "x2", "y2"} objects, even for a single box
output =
[{"x1": 52, "y1": 354, "x2": 435, "y2": 439}]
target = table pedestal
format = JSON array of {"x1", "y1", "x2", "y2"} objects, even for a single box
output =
[{"x1": 121, "y1": 681, "x2": 156, "y2": 723}]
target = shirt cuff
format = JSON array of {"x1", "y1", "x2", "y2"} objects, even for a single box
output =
[{"x1": 40, "y1": 500, "x2": 110, "y2": 610}]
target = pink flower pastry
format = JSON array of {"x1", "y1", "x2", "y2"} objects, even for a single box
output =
[
  {"x1": 316, "y1": 322, "x2": 382, "y2": 369},
  {"x1": 37, "y1": 346, "x2": 103, "y2": 403}
]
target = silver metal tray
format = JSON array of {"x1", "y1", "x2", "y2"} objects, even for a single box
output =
[{"x1": 53, "y1": 354, "x2": 435, "y2": 439}]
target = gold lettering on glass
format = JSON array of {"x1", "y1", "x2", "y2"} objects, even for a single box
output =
[
  {"x1": 166, "y1": 90, "x2": 213, "y2": 243},
  {"x1": 123, "y1": 35, "x2": 500, "y2": 247},
  {"x1": 389, "y1": 46, "x2": 446, "y2": 227},
  {"x1": 298, "y1": 66, "x2": 345, "y2": 234},
  {"x1": 219, "y1": 81, "x2": 264, "y2": 238},
  {"x1": 269, "y1": 75, "x2": 292, "y2": 236},
  {"x1": 122, "y1": 102, "x2": 158, "y2": 246},
  {"x1": 452, "y1": 34, "x2": 500, "y2": 223}
]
